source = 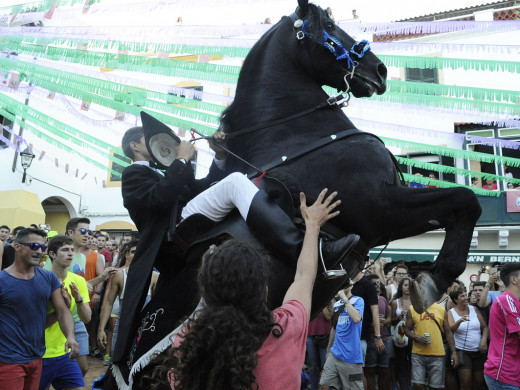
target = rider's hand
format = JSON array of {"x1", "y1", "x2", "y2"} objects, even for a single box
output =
[
  {"x1": 209, "y1": 131, "x2": 227, "y2": 160},
  {"x1": 300, "y1": 188, "x2": 341, "y2": 229},
  {"x1": 176, "y1": 141, "x2": 196, "y2": 161}
]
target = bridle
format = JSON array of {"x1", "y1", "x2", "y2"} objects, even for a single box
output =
[{"x1": 289, "y1": 12, "x2": 372, "y2": 101}]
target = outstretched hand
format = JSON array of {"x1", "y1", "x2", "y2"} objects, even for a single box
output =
[{"x1": 300, "y1": 188, "x2": 341, "y2": 228}]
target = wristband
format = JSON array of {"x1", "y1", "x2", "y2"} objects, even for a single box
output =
[{"x1": 76, "y1": 299, "x2": 83, "y2": 304}]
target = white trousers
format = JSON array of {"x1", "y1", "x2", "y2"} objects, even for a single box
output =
[{"x1": 181, "y1": 172, "x2": 259, "y2": 222}]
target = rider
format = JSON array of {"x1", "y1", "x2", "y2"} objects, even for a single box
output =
[{"x1": 112, "y1": 117, "x2": 360, "y2": 364}]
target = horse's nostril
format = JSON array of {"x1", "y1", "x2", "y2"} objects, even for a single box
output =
[{"x1": 377, "y1": 63, "x2": 387, "y2": 81}]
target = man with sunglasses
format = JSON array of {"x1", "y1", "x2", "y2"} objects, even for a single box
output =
[{"x1": 0, "y1": 228, "x2": 78, "y2": 390}]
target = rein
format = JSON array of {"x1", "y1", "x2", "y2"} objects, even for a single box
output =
[{"x1": 225, "y1": 94, "x2": 348, "y2": 140}]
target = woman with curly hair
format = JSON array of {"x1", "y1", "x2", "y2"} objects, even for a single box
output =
[{"x1": 148, "y1": 189, "x2": 343, "y2": 390}]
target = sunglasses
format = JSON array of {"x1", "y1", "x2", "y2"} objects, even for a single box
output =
[
  {"x1": 129, "y1": 250, "x2": 136, "y2": 254},
  {"x1": 78, "y1": 228, "x2": 92, "y2": 235},
  {"x1": 373, "y1": 281, "x2": 381, "y2": 286},
  {"x1": 18, "y1": 242, "x2": 47, "y2": 252}
]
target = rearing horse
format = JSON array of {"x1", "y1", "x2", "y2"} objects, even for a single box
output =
[
  {"x1": 222, "y1": 0, "x2": 481, "y2": 310},
  {"x1": 110, "y1": 1, "x2": 481, "y2": 387}
]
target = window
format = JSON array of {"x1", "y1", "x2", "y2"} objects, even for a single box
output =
[
  {"x1": 106, "y1": 149, "x2": 131, "y2": 187},
  {"x1": 0, "y1": 114, "x2": 14, "y2": 150},
  {"x1": 405, "y1": 67, "x2": 438, "y2": 84}
]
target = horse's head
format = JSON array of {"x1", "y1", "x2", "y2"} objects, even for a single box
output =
[{"x1": 294, "y1": 0, "x2": 387, "y2": 98}]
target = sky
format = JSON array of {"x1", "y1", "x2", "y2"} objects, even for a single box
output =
[{"x1": 0, "y1": 0, "x2": 498, "y2": 23}]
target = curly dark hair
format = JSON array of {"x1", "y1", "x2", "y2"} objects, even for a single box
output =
[{"x1": 147, "y1": 239, "x2": 283, "y2": 390}]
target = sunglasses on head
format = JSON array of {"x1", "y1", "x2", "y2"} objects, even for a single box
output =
[
  {"x1": 19, "y1": 242, "x2": 47, "y2": 252},
  {"x1": 78, "y1": 228, "x2": 92, "y2": 235}
]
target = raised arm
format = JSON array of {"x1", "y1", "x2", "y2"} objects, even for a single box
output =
[{"x1": 283, "y1": 189, "x2": 342, "y2": 321}]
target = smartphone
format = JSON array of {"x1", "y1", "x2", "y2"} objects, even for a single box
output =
[{"x1": 490, "y1": 267, "x2": 498, "y2": 274}]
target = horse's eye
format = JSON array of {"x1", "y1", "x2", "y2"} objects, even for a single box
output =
[{"x1": 326, "y1": 22, "x2": 334, "y2": 30}]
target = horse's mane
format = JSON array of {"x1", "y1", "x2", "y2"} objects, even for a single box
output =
[{"x1": 220, "y1": 3, "x2": 329, "y2": 134}]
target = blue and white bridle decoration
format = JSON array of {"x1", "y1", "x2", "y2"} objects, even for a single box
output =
[
  {"x1": 291, "y1": 14, "x2": 371, "y2": 105},
  {"x1": 300, "y1": 20, "x2": 371, "y2": 67}
]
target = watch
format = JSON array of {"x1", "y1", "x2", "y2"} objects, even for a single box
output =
[{"x1": 374, "y1": 335, "x2": 382, "y2": 340}]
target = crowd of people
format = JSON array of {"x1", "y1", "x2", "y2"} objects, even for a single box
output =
[
  {"x1": 0, "y1": 221, "x2": 139, "y2": 389},
  {"x1": 1, "y1": 119, "x2": 519, "y2": 390},
  {"x1": 304, "y1": 261, "x2": 520, "y2": 390},
  {"x1": 1, "y1": 217, "x2": 519, "y2": 389}
]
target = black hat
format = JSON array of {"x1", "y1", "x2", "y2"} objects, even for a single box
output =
[{"x1": 140, "y1": 111, "x2": 181, "y2": 169}]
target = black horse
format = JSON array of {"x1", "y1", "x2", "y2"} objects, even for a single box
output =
[{"x1": 110, "y1": 1, "x2": 481, "y2": 387}]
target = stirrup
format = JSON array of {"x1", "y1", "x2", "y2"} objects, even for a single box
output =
[{"x1": 319, "y1": 239, "x2": 347, "y2": 279}]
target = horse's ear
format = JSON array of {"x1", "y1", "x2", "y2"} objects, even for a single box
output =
[{"x1": 297, "y1": 0, "x2": 309, "y2": 17}]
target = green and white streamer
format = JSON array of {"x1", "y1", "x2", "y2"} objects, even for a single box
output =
[{"x1": 401, "y1": 173, "x2": 501, "y2": 197}]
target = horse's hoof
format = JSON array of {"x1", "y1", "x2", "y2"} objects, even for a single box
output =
[{"x1": 410, "y1": 273, "x2": 439, "y2": 314}]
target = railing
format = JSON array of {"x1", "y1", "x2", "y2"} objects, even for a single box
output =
[{"x1": 477, "y1": 192, "x2": 520, "y2": 226}]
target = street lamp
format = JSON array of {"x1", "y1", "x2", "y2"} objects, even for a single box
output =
[{"x1": 20, "y1": 149, "x2": 35, "y2": 183}]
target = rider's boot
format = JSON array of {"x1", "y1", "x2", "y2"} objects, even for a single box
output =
[{"x1": 246, "y1": 191, "x2": 361, "y2": 278}]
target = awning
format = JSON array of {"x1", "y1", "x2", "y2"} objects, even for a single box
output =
[
  {"x1": 0, "y1": 190, "x2": 45, "y2": 228},
  {"x1": 369, "y1": 248, "x2": 520, "y2": 264}
]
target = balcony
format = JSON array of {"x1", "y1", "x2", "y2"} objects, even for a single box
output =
[{"x1": 477, "y1": 193, "x2": 520, "y2": 226}]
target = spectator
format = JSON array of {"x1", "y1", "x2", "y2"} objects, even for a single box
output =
[
  {"x1": 306, "y1": 302, "x2": 333, "y2": 390},
  {"x1": 386, "y1": 264, "x2": 409, "y2": 303},
  {"x1": 1, "y1": 225, "x2": 24, "y2": 270},
  {"x1": 471, "y1": 177, "x2": 480, "y2": 187},
  {"x1": 39, "y1": 235, "x2": 91, "y2": 390},
  {"x1": 410, "y1": 173, "x2": 425, "y2": 188},
  {"x1": 0, "y1": 228, "x2": 78, "y2": 390},
  {"x1": 428, "y1": 172, "x2": 439, "y2": 188},
  {"x1": 447, "y1": 287, "x2": 488, "y2": 390},
  {"x1": 352, "y1": 9, "x2": 359, "y2": 19},
  {"x1": 121, "y1": 233, "x2": 132, "y2": 244},
  {"x1": 404, "y1": 300, "x2": 459, "y2": 390},
  {"x1": 98, "y1": 239, "x2": 158, "y2": 365},
  {"x1": 472, "y1": 281, "x2": 489, "y2": 323},
  {"x1": 437, "y1": 279, "x2": 463, "y2": 389},
  {"x1": 391, "y1": 277, "x2": 413, "y2": 390},
  {"x1": 482, "y1": 179, "x2": 498, "y2": 190},
  {"x1": 352, "y1": 274, "x2": 385, "y2": 386},
  {"x1": 484, "y1": 263, "x2": 520, "y2": 389},
  {"x1": 0, "y1": 225, "x2": 10, "y2": 269},
  {"x1": 478, "y1": 269, "x2": 506, "y2": 339},
  {"x1": 148, "y1": 189, "x2": 341, "y2": 389},
  {"x1": 364, "y1": 258, "x2": 386, "y2": 285},
  {"x1": 96, "y1": 232, "x2": 113, "y2": 266},
  {"x1": 365, "y1": 274, "x2": 391, "y2": 390},
  {"x1": 320, "y1": 284, "x2": 364, "y2": 390},
  {"x1": 79, "y1": 227, "x2": 116, "y2": 364}
]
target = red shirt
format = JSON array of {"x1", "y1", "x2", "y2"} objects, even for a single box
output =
[{"x1": 170, "y1": 300, "x2": 308, "y2": 390}]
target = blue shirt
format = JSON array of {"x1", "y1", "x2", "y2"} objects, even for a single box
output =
[
  {"x1": 0, "y1": 267, "x2": 61, "y2": 363},
  {"x1": 331, "y1": 296, "x2": 364, "y2": 364}
]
